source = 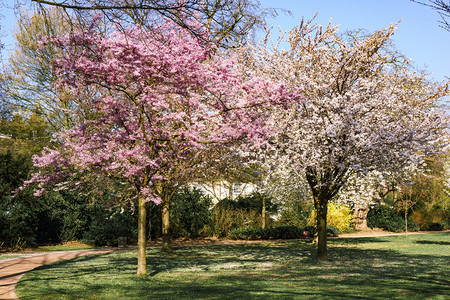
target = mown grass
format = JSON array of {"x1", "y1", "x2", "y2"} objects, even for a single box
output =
[
  {"x1": 0, "y1": 254, "x2": 23, "y2": 261},
  {"x1": 36, "y1": 244, "x2": 96, "y2": 252},
  {"x1": 16, "y1": 233, "x2": 449, "y2": 299}
]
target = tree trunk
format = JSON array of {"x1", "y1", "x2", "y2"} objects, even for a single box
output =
[
  {"x1": 261, "y1": 195, "x2": 266, "y2": 229},
  {"x1": 315, "y1": 198, "x2": 328, "y2": 260},
  {"x1": 405, "y1": 189, "x2": 412, "y2": 235},
  {"x1": 405, "y1": 203, "x2": 408, "y2": 235},
  {"x1": 161, "y1": 194, "x2": 172, "y2": 252},
  {"x1": 353, "y1": 202, "x2": 370, "y2": 230},
  {"x1": 137, "y1": 192, "x2": 147, "y2": 276},
  {"x1": 305, "y1": 167, "x2": 344, "y2": 261}
]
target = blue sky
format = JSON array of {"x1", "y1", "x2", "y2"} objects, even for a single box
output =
[
  {"x1": 1, "y1": 0, "x2": 449, "y2": 82},
  {"x1": 260, "y1": 0, "x2": 449, "y2": 82}
]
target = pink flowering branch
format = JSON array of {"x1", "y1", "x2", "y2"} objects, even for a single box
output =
[{"x1": 27, "y1": 17, "x2": 295, "y2": 205}]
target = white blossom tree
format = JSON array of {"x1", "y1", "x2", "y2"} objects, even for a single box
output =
[{"x1": 241, "y1": 18, "x2": 449, "y2": 259}]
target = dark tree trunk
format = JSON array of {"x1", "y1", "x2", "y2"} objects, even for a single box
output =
[
  {"x1": 306, "y1": 166, "x2": 347, "y2": 261},
  {"x1": 315, "y1": 195, "x2": 328, "y2": 260}
]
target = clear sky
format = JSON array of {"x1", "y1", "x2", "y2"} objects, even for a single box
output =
[
  {"x1": 1, "y1": 0, "x2": 449, "y2": 82},
  {"x1": 260, "y1": 0, "x2": 449, "y2": 82}
]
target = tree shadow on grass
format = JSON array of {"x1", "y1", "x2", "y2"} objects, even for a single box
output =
[
  {"x1": 415, "y1": 240, "x2": 450, "y2": 245},
  {"x1": 329, "y1": 237, "x2": 390, "y2": 244},
  {"x1": 15, "y1": 241, "x2": 450, "y2": 299}
]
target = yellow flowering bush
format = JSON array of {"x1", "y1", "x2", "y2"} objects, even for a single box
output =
[{"x1": 308, "y1": 203, "x2": 353, "y2": 232}]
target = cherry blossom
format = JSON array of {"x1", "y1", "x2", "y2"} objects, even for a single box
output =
[
  {"x1": 25, "y1": 18, "x2": 293, "y2": 274},
  {"x1": 241, "y1": 17, "x2": 449, "y2": 259}
]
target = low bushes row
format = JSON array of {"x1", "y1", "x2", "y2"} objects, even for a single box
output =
[{"x1": 228, "y1": 225, "x2": 341, "y2": 240}]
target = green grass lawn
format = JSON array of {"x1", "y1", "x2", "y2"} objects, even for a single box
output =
[
  {"x1": 0, "y1": 254, "x2": 24, "y2": 261},
  {"x1": 36, "y1": 244, "x2": 97, "y2": 252},
  {"x1": 15, "y1": 232, "x2": 449, "y2": 299}
]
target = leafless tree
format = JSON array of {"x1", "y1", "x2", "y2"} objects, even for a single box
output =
[
  {"x1": 412, "y1": 0, "x2": 450, "y2": 32},
  {"x1": 28, "y1": 0, "x2": 283, "y2": 47}
]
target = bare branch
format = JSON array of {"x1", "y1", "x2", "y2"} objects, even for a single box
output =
[{"x1": 411, "y1": 0, "x2": 450, "y2": 32}]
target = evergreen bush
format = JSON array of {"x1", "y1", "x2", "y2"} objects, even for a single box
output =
[
  {"x1": 367, "y1": 205, "x2": 419, "y2": 232},
  {"x1": 228, "y1": 225, "x2": 303, "y2": 240},
  {"x1": 428, "y1": 222, "x2": 444, "y2": 231},
  {"x1": 326, "y1": 225, "x2": 340, "y2": 237},
  {"x1": 83, "y1": 206, "x2": 136, "y2": 246},
  {"x1": 170, "y1": 188, "x2": 213, "y2": 238}
]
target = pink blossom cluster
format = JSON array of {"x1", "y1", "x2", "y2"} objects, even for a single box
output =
[{"x1": 27, "y1": 18, "x2": 295, "y2": 203}]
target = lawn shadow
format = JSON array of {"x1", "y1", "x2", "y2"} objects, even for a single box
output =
[
  {"x1": 330, "y1": 237, "x2": 389, "y2": 244},
  {"x1": 15, "y1": 238, "x2": 450, "y2": 299},
  {"x1": 17, "y1": 251, "x2": 128, "y2": 282},
  {"x1": 415, "y1": 240, "x2": 450, "y2": 245},
  {"x1": 146, "y1": 243, "x2": 450, "y2": 299}
]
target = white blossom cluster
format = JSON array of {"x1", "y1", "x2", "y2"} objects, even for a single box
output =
[
  {"x1": 238, "y1": 18, "x2": 448, "y2": 206},
  {"x1": 444, "y1": 156, "x2": 450, "y2": 197}
]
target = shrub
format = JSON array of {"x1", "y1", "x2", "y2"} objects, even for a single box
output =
[
  {"x1": 209, "y1": 197, "x2": 265, "y2": 237},
  {"x1": 308, "y1": 203, "x2": 353, "y2": 233},
  {"x1": 0, "y1": 193, "x2": 38, "y2": 248},
  {"x1": 326, "y1": 225, "x2": 340, "y2": 237},
  {"x1": 367, "y1": 205, "x2": 403, "y2": 232},
  {"x1": 411, "y1": 205, "x2": 449, "y2": 231},
  {"x1": 229, "y1": 228, "x2": 269, "y2": 240},
  {"x1": 1, "y1": 185, "x2": 101, "y2": 248},
  {"x1": 367, "y1": 205, "x2": 419, "y2": 232},
  {"x1": 303, "y1": 225, "x2": 316, "y2": 237},
  {"x1": 428, "y1": 222, "x2": 444, "y2": 231},
  {"x1": 275, "y1": 203, "x2": 312, "y2": 227},
  {"x1": 170, "y1": 188, "x2": 213, "y2": 238},
  {"x1": 228, "y1": 225, "x2": 304, "y2": 240},
  {"x1": 440, "y1": 220, "x2": 450, "y2": 230},
  {"x1": 83, "y1": 206, "x2": 136, "y2": 246},
  {"x1": 46, "y1": 190, "x2": 92, "y2": 242},
  {"x1": 147, "y1": 201, "x2": 162, "y2": 240},
  {"x1": 407, "y1": 221, "x2": 420, "y2": 232},
  {"x1": 210, "y1": 205, "x2": 252, "y2": 237},
  {"x1": 269, "y1": 225, "x2": 304, "y2": 239}
]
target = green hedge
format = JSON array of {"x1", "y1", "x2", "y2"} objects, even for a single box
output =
[
  {"x1": 228, "y1": 225, "x2": 303, "y2": 240},
  {"x1": 228, "y1": 225, "x2": 339, "y2": 240}
]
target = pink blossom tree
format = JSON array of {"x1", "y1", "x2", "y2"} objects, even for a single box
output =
[
  {"x1": 25, "y1": 18, "x2": 292, "y2": 275},
  {"x1": 242, "y1": 18, "x2": 449, "y2": 259}
]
